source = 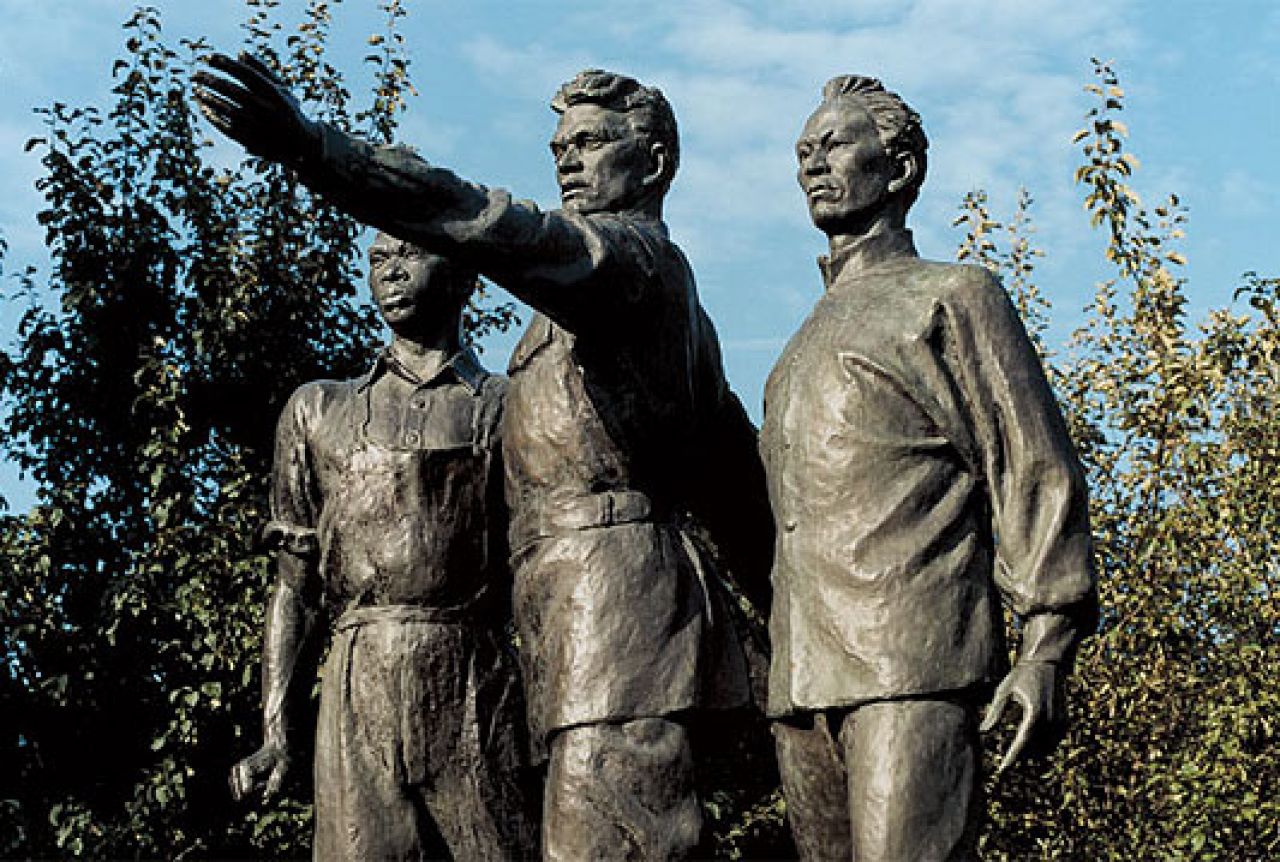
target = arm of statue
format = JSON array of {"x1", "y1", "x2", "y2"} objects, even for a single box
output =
[
  {"x1": 193, "y1": 53, "x2": 632, "y2": 331},
  {"x1": 230, "y1": 387, "x2": 323, "y2": 802},
  {"x1": 229, "y1": 556, "x2": 319, "y2": 801},
  {"x1": 945, "y1": 267, "x2": 1099, "y2": 775},
  {"x1": 979, "y1": 610, "x2": 1090, "y2": 774}
]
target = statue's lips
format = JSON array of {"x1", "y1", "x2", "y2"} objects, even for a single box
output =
[
  {"x1": 806, "y1": 185, "x2": 840, "y2": 202},
  {"x1": 377, "y1": 293, "x2": 415, "y2": 312}
]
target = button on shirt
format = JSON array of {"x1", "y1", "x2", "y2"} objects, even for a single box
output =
[{"x1": 269, "y1": 347, "x2": 508, "y2": 615}]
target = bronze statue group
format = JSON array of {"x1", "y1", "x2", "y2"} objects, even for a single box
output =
[{"x1": 197, "y1": 55, "x2": 1097, "y2": 862}]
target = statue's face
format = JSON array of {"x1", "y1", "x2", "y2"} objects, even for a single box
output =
[
  {"x1": 796, "y1": 99, "x2": 896, "y2": 235},
  {"x1": 550, "y1": 103, "x2": 654, "y2": 214},
  {"x1": 368, "y1": 235, "x2": 462, "y2": 329}
]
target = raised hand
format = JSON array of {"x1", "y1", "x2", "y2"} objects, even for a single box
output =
[
  {"x1": 193, "y1": 52, "x2": 320, "y2": 165},
  {"x1": 229, "y1": 741, "x2": 293, "y2": 802}
]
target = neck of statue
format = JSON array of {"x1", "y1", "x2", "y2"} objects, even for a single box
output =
[{"x1": 388, "y1": 324, "x2": 461, "y2": 382}]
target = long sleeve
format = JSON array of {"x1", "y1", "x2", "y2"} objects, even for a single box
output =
[
  {"x1": 292, "y1": 124, "x2": 663, "y2": 332},
  {"x1": 944, "y1": 267, "x2": 1098, "y2": 659}
]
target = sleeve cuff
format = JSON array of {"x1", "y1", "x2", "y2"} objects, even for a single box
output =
[{"x1": 1018, "y1": 607, "x2": 1091, "y2": 667}]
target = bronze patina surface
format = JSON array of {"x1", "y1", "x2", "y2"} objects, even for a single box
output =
[
  {"x1": 198, "y1": 57, "x2": 772, "y2": 860},
  {"x1": 761, "y1": 76, "x2": 1098, "y2": 861}
]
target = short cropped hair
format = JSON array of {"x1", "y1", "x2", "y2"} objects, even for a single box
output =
[
  {"x1": 821, "y1": 75, "x2": 928, "y2": 208},
  {"x1": 551, "y1": 69, "x2": 680, "y2": 192}
]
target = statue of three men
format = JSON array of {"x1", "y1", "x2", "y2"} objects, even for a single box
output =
[{"x1": 198, "y1": 53, "x2": 1097, "y2": 862}]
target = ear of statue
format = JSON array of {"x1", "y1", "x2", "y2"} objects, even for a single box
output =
[
  {"x1": 644, "y1": 141, "x2": 669, "y2": 191},
  {"x1": 887, "y1": 150, "x2": 918, "y2": 196}
]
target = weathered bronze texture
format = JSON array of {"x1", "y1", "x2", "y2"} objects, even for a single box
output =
[
  {"x1": 228, "y1": 235, "x2": 537, "y2": 859},
  {"x1": 197, "y1": 57, "x2": 773, "y2": 859},
  {"x1": 761, "y1": 75, "x2": 1098, "y2": 860}
]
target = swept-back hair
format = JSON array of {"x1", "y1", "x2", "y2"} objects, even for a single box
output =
[
  {"x1": 822, "y1": 75, "x2": 928, "y2": 208},
  {"x1": 552, "y1": 68, "x2": 680, "y2": 191}
]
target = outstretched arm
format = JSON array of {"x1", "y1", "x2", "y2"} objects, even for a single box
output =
[{"x1": 194, "y1": 52, "x2": 641, "y2": 331}]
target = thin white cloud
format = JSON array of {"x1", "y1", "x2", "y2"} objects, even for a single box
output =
[
  {"x1": 437, "y1": 0, "x2": 1146, "y2": 372},
  {"x1": 1217, "y1": 170, "x2": 1269, "y2": 219}
]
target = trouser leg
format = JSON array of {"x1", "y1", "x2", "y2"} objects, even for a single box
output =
[
  {"x1": 773, "y1": 712, "x2": 853, "y2": 861},
  {"x1": 542, "y1": 716, "x2": 701, "y2": 861},
  {"x1": 315, "y1": 622, "x2": 536, "y2": 861},
  {"x1": 842, "y1": 699, "x2": 982, "y2": 862},
  {"x1": 419, "y1": 756, "x2": 537, "y2": 861},
  {"x1": 408, "y1": 625, "x2": 537, "y2": 861},
  {"x1": 416, "y1": 683, "x2": 539, "y2": 862},
  {"x1": 313, "y1": 628, "x2": 433, "y2": 861}
]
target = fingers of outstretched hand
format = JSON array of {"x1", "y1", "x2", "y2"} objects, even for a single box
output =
[
  {"x1": 205, "y1": 51, "x2": 287, "y2": 103},
  {"x1": 237, "y1": 52, "x2": 286, "y2": 92},
  {"x1": 203, "y1": 52, "x2": 264, "y2": 91},
  {"x1": 192, "y1": 68, "x2": 257, "y2": 113},
  {"x1": 192, "y1": 88, "x2": 248, "y2": 140}
]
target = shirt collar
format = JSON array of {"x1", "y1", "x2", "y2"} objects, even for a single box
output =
[
  {"x1": 818, "y1": 226, "x2": 918, "y2": 288},
  {"x1": 356, "y1": 344, "x2": 488, "y2": 394}
]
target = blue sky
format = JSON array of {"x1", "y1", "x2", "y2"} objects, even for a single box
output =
[{"x1": 1, "y1": 0, "x2": 1278, "y2": 510}]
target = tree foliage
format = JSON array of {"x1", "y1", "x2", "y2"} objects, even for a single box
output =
[
  {"x1": 957, "y1": 60, "x2": 1278, "y2": 861},
  {"x1": 0, "y1": 2, "x2": 510, "y2": 856},
  {"x1": 0, "y1": 10, "x2": 1274, "y2": 858}
]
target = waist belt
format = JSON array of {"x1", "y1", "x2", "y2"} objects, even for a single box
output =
[
  {"x1": 335, "y1": 602, "x2": 476, "y2": 633},
  {"x1": 509, "y1": 489, "x2": 666, "y2": 550}
]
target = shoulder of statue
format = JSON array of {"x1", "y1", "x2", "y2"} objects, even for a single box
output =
[
  {"x1": 470, "y1": 372, "x2": 507, "y2": 452},
  {"x1": 947, "y1": 259, "x2": 1001, "y2": 288},
  {"x1": 475, "y1": 370, "x2": 508, "y2": 416},
  {"x1": 580, "y1": 211, "x2": 679, "y2": 304},
  {"x1": 589, "y1": 211, "x2": 670, "y2": 247},
  {"x1": 281, "y1": 377, "x2": 357, "y2": 429},
  {"x1": 909, "y1": 259, "x2": 1002, "y2": 307}
]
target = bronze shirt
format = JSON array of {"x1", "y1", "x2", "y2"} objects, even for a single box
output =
[
  {"x1": 761, "y1": 228, "x2": 1096, "y2": 717},
  {"x1": 290, "y1": 130, "x2": 772, "y2": 746},
  {"x1": 268, "y1": 348, "x2": 508, "y2": 617}
]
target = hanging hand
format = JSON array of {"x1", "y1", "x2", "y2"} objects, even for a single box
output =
[
  {"x1": 229, "y1": 740, "x2": 293, "y2": 802},
  {"x1": 979, "y1": 660, "x2": 1065, "y2": 774}
]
